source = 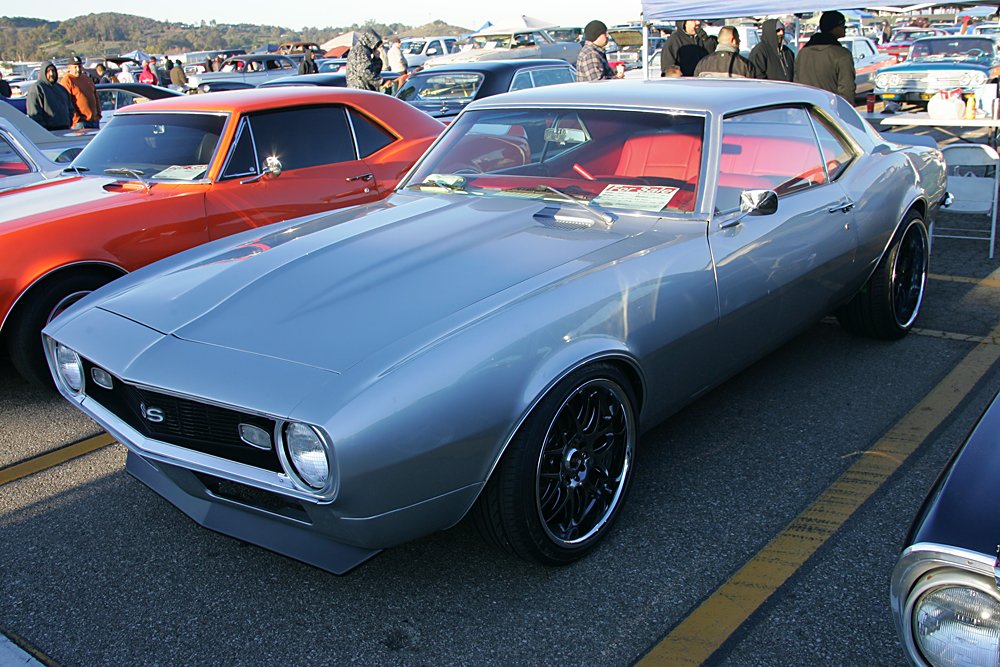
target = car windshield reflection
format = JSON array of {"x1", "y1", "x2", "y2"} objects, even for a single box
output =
[
  {"x1": 396, "y1": 73, "x2": 484, "y2": 103},
  {"x1": 405, "y1": 108, "x2": 704, "y2": 213},
  {"x1": 71, "y1": 113, "x2": 226, "y2": 181}
]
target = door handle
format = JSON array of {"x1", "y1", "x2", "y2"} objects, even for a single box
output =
[
  {"x1": 828, "y1": 200, "x2": 855, "y2": 214},
  {"x1": 346, "y1": 173, "x2": 373, "y2": 182}
]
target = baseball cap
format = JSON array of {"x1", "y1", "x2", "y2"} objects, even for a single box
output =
[{"x1": 68, "y1": 55, "x2": 83, "y2": 65}]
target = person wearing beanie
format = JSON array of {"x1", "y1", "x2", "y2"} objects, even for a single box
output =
[
  {"x1": 794, "y1": 10, "x2": 856, "y2": 101},
  {"x1": 576, "y1": 19, "x2": 621, "y2": 81}
]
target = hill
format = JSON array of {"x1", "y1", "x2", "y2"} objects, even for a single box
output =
[{"x1": 0, "y1": 13, "x2": 471, "y2": 61}]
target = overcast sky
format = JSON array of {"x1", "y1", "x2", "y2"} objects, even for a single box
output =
[{"x1": 10, "y1": 3, "x2": 641, "y2": 31}]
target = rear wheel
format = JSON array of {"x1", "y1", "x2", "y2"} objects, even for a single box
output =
[
  {"x1": 837, "y1": 210, "x2": 928, "y2": 339},
  {"x1": 6, "y1": 271, "x2": 112, "y2": 388},
  {"x1": 474, "y1": 363, "x2": 637, "y2": 565}
]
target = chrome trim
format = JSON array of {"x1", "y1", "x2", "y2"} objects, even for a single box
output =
[
  {"x1": 995, "y1": 545, "x2": 1000, "y2": 590},
  {"x1": 275, "y1": 421, "x2": 338, "y2": 497},
  {"x1": 219, "y1": 116, "x2": 256, "y2": 180},
  {"x1": 344, "y1": 105, "x2": 362, "y2": 160},
  {"x1": 0, "y1": 127, "x2": 42, "y2": 173},
  {"x1": 1, "y1": 260, "x2": 127, "y2": 334}
]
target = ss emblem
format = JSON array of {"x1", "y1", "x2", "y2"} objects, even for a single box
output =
[{"x1": 140, "y1": 402, "x2": 165, "y2": 423}]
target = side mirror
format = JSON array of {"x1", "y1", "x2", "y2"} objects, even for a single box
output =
[
  {"x1": 740, "y1": 189, "x2": 778, "y2": 216},
  {"x1": 263, "y1": 155, "x2": 282, "y2": 178}
]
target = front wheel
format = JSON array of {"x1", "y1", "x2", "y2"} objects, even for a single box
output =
[
  {"x1": 6, "y1": 272, "x2": 111, "y2": 388},
  {"x1": 474, "y1": 363, "x2": 637, "y2": 565},
  {"x1": 837, "y1": 210, "x2": 929, "y2": 339}
]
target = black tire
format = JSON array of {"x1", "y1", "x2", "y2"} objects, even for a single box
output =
[
  {"x1": 6, "y1": 271, "x2": 111, "y2": 388},
  {"x1": 837, "y1": 210, "x2": 928, "y2": 340},
  {"x1": 474, "y1": 363, "x2": 637, "y2": 565}
]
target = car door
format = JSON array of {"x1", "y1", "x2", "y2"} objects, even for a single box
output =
[
  {"x1": 709, "y1": 106, "x2": 859, "y2": 364},
  {"x1": 203, "y1": 105, "x2": 383, "y2": 240},
  {"x1": 0, "y1": 130, "x2": 45, "y2": 192}
]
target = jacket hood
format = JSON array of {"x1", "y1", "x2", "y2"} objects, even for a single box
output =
[
  {"x1": 760, "y1": 19, "x2": 782, "y2": 49},
  {"x1": 96, "y1": 195, "x2": 636, "y2": 373},
  {"x1": 40, "y1": 62, "x2": 57, "y2": 81},
  {"x1": 359, "y1": 28, "x2": 382, "y2": 51}
]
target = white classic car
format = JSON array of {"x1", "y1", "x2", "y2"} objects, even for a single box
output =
[
  {"x1": 186, "y1": 55, "x2": 298, "y2": 90},
  {"x1": 400, "y1": 36, "x2": 460, "y2": 68},
  {"x1": 424, "y1": 28, "x2": 580, "y2": 67}
]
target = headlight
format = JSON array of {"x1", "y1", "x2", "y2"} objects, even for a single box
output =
[
  {"x1": 54, "y1": 343, "x2": 84, "y2": 393},
  {"x1": 875, "y1": 73, "x2": 890, "y2": 89},
  {"x1": 890, "y1": 73, "x2": 901, "y2": 87},
  {"x1": 283, "y1": 422, "x2": 330, "y2": 490},
  {"x1": 912, "y1": 585, "x2": 1000, "y2": 666},
  {"x1": 971, "y1": 71, "x2": 988, "y2": 87}
]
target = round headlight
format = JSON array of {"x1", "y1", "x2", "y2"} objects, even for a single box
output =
[
  {"x1": 54, "y1": 343, "x2": 84, "y2": 393},
  {"x1": 875, "y1": 73, "x2": 890, "y2": 89},
  {"x1": 972, "y1": 72, "x2": 988, "y2": 86},
  {"x1": 284, "y1": 422, "x2": 329, "y2": 489},
  {"x1": 913, "y1": 585, "x2": 1000, "y2": 666}
]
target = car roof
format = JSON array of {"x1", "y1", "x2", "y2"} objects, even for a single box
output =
[
  {"x1": 466, "y1": 78, "x2": 835, "y2": 116},
  {"x1": 114, "y1": 87, "x2": 400, "y2": 114},
  {"x1": 411, "y1": 59, "x2": 572, "y2": 74}
]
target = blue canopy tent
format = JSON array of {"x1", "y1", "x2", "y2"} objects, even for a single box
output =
[{"x1": 641, "y1": 0, "x2": 872, "y2": 21}]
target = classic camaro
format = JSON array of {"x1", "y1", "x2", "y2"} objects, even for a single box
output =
[
  {"x1": 891, "y1": 389, "x2": 1000, "y2": 666},
  {"x1": 0, "y1": 87, "x2": 443, "y2": 386},
  {"x1": 45, "y1": 79, "x2": 947, "y2": 574}
]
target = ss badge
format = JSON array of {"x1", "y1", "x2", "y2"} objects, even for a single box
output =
[{"x1": 140, "y1": 402, "x2": 165, "y2": 423}]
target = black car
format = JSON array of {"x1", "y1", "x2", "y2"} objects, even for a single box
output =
[
  {"x1": 258, "y1": 72, "x2": 400, "y2": 89},
  {"x1": 395, "y1": 59, "x2": 576, "y2": 120},
  {"x1": 891, "y1": 388, "x2": 1000, "y2": 666}
]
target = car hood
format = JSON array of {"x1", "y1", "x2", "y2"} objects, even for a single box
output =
[
  {"x1": 426, "y1": 50, "x2": 526, "y2": 66},
  {"x1": 0, "y1": 176, "x2": 184, "y2": 233},
  {"x1": 881, "y1": 59, "x2": 991, "y2": 73},
  {"x1": 97, "y1": 195, "x2": 638, "y2": 373}
]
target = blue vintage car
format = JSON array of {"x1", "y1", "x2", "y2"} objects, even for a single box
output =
[
  {"x1": 875, "y1": 35, "x2": 1000, "y2": 104},
  {"x1": 891, "y1": 389, "x2": 1000, "y2": 666},
  {"x1": 44, "y1": 79, "x2": 947, "y2": 574}
]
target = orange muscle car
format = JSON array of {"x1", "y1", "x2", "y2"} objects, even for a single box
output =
[{"x1": 0, "y1": 87, "x2": 443, "y2": 386}]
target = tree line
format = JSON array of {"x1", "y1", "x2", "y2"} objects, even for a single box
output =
[{"x1": 0, "y1": 13, "x2": 469, "y2": 61}]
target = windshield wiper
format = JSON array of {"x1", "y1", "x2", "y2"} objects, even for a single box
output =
[
  {"x1": 504, "y1": 184, "x2": 615, "y2": 227},
  {"x1": 104, "y1": 168, "x2": 150, "y2": 192}
]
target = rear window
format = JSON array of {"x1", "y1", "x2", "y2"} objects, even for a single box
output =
[{"x1": 397, "y1": 73, "x2": 484, "y2": 103}]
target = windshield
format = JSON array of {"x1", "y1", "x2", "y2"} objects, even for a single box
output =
[
  {"x1": 72, "y1": 112, "x2": 226, "y2": 180},
  {"x1": 396, "y1": 72, "x2": 484, "y2": 103},
  {"x1": 402, "y1": 40, "x2": 427, "y2": 55},
  {"x1": 404, "y1": 108, "x2": 704, "y2": 214},
  {"x1": 470, "y1": 34, "x2": 521, "y2": 50},
  {"x1": 891, "y1": 30, "x2": 938, "y2": 43},
  {"x1": 910, "y1": 38, "x2": 993, "y2": 59}
]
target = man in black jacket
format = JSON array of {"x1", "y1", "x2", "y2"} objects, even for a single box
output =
[
  {"x1": 661, "y1": 20, "x2": 713, "y2": 77},
  {"x1": 794, "y1": 11, "x2": 856, "y2": 101},
  {"x1": 750, "y1": 19, "x2": 794, "y2": 81},
  {"x1": 694, "y1": 27, "x2": 758, "y2": 78},
  {"x1": 26, "y1": 62, "x2": 72, "y2": 131}
]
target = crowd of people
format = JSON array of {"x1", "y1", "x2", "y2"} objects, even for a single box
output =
[{"x1": 573, "y1": 11, "x2": 857, "y2": 102}]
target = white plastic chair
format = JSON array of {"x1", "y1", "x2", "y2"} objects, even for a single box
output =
[{"x1": 940, "y1": 143, "x2": 998, "y2": 259}]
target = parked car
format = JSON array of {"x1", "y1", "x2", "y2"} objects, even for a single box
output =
[
  {"x1": 186, "y1": 54, "x2": 298, "y2": 90},
  {"x1": 95, "y1": 83, "x2": 184, "y2": 126},
  {"x1": 878, "y1": 27, "x2": 947, "y2": 61},
  {"x1": 0, "y1": 87, "x2": 443, "y2": 387},
  {"x1": 890, "y1": 389, "x2": 1000, "y2": 667},
  {"x1": 44, "y1": 78, "x2": 946, "y2": 574},
  {"x1": 874, "y1": 35, "x2": 1000, "y2": 105},
  {"x1": 839, "y1": 36, "x2": 896, "y2": 95},
  {"x1": 277, "y1": 42, "x2": 324, "y2": 56},
  {"x1": 395, "y1": 60, "x2": 576, "y2": 120},
  {"x1": 0, "y1": 98, "x2": 95, "y2": 163},
  {"x1": 0, "y1": 114, "x2": 63, "y2": 193},
  {"x1": 425, "y1": 28, "x2": 580, "y2": 67},
  {"x1": 317, "y1": 58, "x2": 348, "y2": 73},
  {"x1": 606, "y1": 28, "x2": 665, "y2": 70},
  {"x1": 972, "y1": 22, "x2": 1000, "y2": 35},
  {"x1": 547, "y1": 26, "x2": 583, "y2": 43},
  {"x1": 258, "y1": 72, "x2": 400, "y2": 89},
  {"x1": 399, "y1": 36, "x2": 460, "y2": 68}
]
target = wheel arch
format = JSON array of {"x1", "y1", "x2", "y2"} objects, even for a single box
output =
[{"x1": 1, "y1": 261, "x2": 127, "y2": 336}]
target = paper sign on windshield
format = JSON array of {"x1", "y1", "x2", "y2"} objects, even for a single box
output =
[
  {"x1": 592, "y1": 184, "x2": 678, "y2": 212},
  {"x1": 153, "y1": 165, "x2": 208, "y2": 180}
]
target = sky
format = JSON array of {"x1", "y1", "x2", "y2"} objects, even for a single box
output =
[{"x1": 8, "y1": 2, "x2": 642, "y2": 31}]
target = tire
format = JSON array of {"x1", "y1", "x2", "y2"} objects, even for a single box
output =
[
  {"x1": 6, "y1": 271, "x2": 111, "y2": 388},
  {"x1": 837, "y1": 210, "x2": 929, "y2": 340},
  {"x1": 474, "y1": 363, "x2": 637, "y2": 565}
]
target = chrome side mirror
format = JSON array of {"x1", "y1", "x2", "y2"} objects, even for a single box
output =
[
  {"x1": 740, "y1": 189, "x2": 778, "y2": 216},
  {"x1": 240, "y1": 156, "x2": 283, "y2": 185}
]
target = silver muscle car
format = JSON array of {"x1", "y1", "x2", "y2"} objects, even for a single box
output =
[{"x1": 44, "y1": 79, "x2": 948, "y2": 574}]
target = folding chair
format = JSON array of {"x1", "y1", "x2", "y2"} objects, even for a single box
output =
[{"x1": 939, "y1": 143, "x2": 999, "y2": 259}]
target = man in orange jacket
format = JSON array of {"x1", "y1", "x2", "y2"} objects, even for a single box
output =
[{"x1": 60, "y1": 55, "x2": 101, "y2": 129}]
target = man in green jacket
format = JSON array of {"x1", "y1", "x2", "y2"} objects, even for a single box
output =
[{"x1": 794, "y1": 11, "x2": 856, "y2": 101}]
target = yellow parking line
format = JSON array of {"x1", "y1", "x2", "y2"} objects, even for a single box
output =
[
  {"x1": 0, "y1": 433, "x2": 116, "y2": 487},
  {"x1": 929, "y1": 273, "x2": 1000, "y2": 288},
  {"x1": 637, "y1": 318, "x2": 1000, "y2": 666},
  {"x1": 911, "y1": 327, "x2": 1000, "y2": 345}
]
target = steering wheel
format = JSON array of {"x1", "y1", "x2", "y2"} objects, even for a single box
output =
[
  {"x1": 966, "y1": 48, "x2": 986, "y2": 57},
  {"x1": 449, "y1": 164, "x2": 483, "y2": 175}
]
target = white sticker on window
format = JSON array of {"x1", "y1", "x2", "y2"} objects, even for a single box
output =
[
  {"x1": 153, "y1": 165, "x2": 208, "y2": 180},
  {"x1": 592, "y1": 184, "x2": 679, "y2": 211}
]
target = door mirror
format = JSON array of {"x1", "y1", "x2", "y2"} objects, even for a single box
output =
[
  {"x1": 263, "y1": 155, "x2": 282, "y2": 178},
  {"x1": 740, "y1": 189, "x2": 778, "y2": 216}
]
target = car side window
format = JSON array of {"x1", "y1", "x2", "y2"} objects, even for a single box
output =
[
  {"x1": 248, "y1": 106, "x2": 356, "y2": 170},
  {"x1": 808, "y1": 109, "x2": 856, "y2": 181},
  {"x1": 717, "y1": 106, "x2": 827, "y2": 213},
  {"x1": 427, "y1": 41, "x2": 442, "y2": 56},
  {"x1": 0, "y1": 134, "x2": 33, "y2": 177},
  {"x1": 531, "y1": 67, "x2": 575, "y2": 87},
  {"x1": 509, "y1": 70, "x2": 533, "y2": 91},
  {"x1": 348, "y1": 108, "x2": 396, "y2": 157},
  {"x1": 445, "y1": 39, "x2": 457, "y2": 53},
  {"x1": 220, "y1": 118, "x2": 258, "y2": 180}
]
